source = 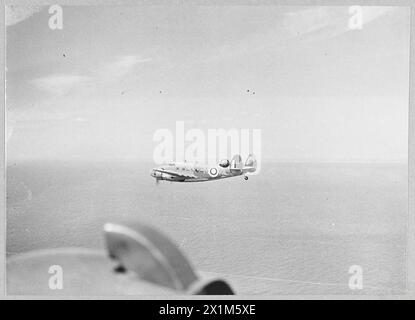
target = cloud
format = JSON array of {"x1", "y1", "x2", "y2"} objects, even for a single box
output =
[
  {"x1": 5, "y1": 5, "x2": 43, "y2": 26},
  {"x1": 283, "y1": 6, "x2": 396, "y2": 40},
  {"x1": 30, "y1": 55, "x2": 150, "y2": 98},
  {"x1": 360, "y1": 7, "x2": 396, "y2": 25},
  {"x1": 32, "y1": 74, "x2": 91, "y2": 96},
  {"x1": 283, "y1": 7, "x2": 330, "y2": 37},
  {"x1": 112, "y1": 55, "x2": 151, "y2": 68},
  {"x1": 73, "y1": 117, "x2": 88, "y2": 123},
  {"x1": 102, "y1": 55, "x2": 152, "y2": 80}
]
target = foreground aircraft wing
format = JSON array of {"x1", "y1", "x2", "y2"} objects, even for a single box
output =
[
  {"x1": 7, "y1": 221, "x2": 234, "y2": 295},
  {"x1": 154, "y1": 168, "x2": 197, "y2": 179}
]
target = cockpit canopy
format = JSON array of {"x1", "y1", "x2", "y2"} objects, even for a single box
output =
[{"x1": 219, "y1": 159, "x2": 230, "y2": 168}]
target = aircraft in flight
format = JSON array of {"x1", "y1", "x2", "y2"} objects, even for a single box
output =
[{"x1": 151, "y1": 154, "x2": 257, "y2": 183}]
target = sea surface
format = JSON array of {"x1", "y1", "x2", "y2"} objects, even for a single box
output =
[{"x1": 6, "y1": 161, "x2": 408, "y2": 295}]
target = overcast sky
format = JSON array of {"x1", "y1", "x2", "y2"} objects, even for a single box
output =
[{"x1": 6, "y1": 5, "x2": 410, "y2": 162}]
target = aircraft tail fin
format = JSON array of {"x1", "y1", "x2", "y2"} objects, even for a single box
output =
[
  {"x1": 243, "y1": 154, "x2": 257, "y2": 173},
  {"x1": 230, "y1": 154, "x2": 243, "y2": 173}
]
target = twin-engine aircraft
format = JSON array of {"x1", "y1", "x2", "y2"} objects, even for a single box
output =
[{"x1": 151, "y1": 154, "x2": 257, "y2": 183}]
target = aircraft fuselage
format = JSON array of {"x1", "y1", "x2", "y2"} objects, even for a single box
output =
[
  {"x1": 151, "y1": 163, "x2": 242, "y2": 182},
  {"x1": 151, "y1": 154, "x2": 256, "y2": 183}
]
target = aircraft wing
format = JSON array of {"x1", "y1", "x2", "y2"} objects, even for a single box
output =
[
  {"x1": 7, "y1": 221, "x2": 234, "y2": 295},
  {"x1": 154, "y1": 168, "x2": 197, "y2": 179}
]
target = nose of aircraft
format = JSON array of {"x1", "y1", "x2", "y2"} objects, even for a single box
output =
[{"x1": 150, "y1": 169, "x2": 162, "y2": 179}]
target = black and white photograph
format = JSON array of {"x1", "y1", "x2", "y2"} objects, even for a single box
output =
[{"x1": 4, "y1": 3, "x2": 411, "y2": 298}]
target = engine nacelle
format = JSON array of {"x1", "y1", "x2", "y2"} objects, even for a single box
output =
[
  {"x1": 153, "y1": 171, "x2": 163, "y2": 179},
  {"x1": 161, "y1": 173, "x2": 175, "y2": 180},
  {"x1": 152, "y1": 169, "x2": 185, "y2": 182},
  {"x1": 153, "y1": 171, "x2": 174, "y2": 180}
]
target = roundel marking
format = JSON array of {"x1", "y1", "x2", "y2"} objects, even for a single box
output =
[{"x1": 209, "y1": 167, "x2": 219, "y2": 177}]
